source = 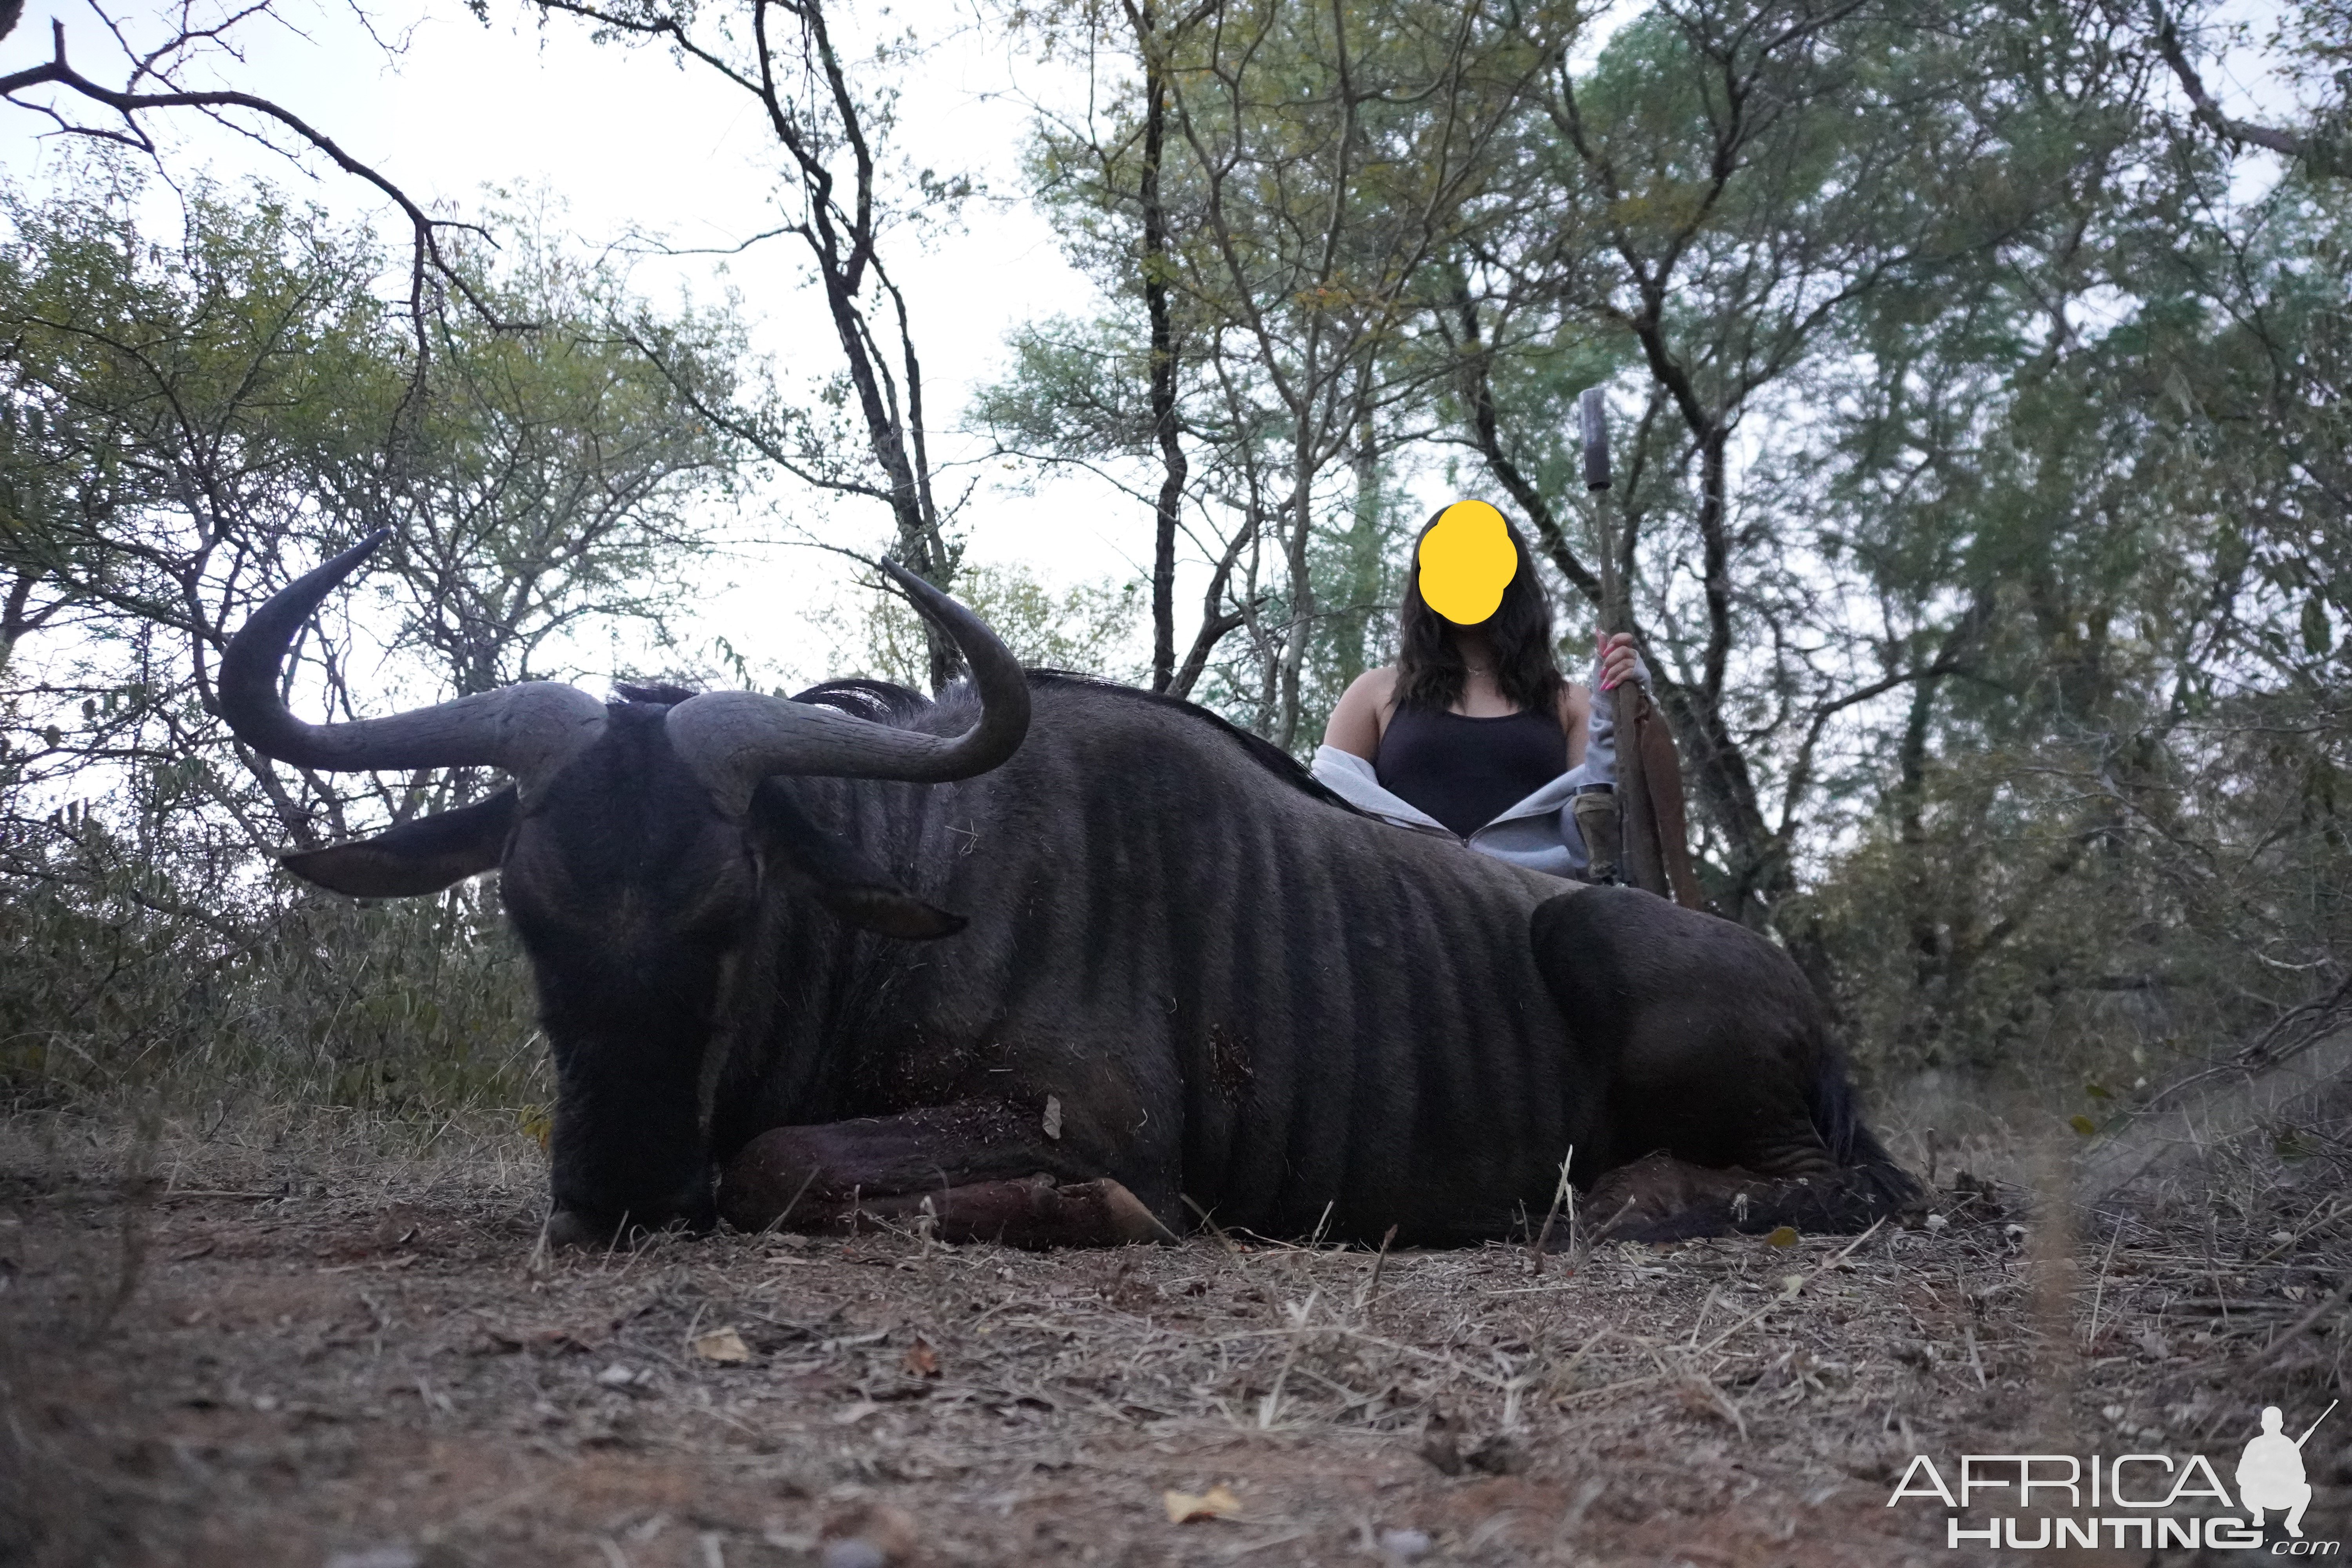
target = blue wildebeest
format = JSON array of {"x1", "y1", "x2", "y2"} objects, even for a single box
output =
[{"x1": 220, "y1": 534, "x2": 1918, "y2": 1247}]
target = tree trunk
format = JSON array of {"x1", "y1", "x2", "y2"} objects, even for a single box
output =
[{"x1": 1134, "y1": 2, "x2": 1188, "y2": 695}]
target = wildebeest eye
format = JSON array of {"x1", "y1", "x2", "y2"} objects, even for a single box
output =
[{"x1": 812, "y1": 885, "x2": 966, "y2": 940}]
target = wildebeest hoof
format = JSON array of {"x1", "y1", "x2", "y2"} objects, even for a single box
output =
[
  {"x1": 544, "y1": 1207, "x2": 710, "y2": 1250},
  {"x1": 1056, "y1": 1177, "x2": 1180, "y2": 1246},
  {"x1": 880, "y1": 1173, "x2": 1176, "y2": 1247},
  {"x1": 1583, "y1": 1150, "x2": 1917, "y2": 1242},
  {"x1": 1584, "y1": 1153, "x2": 1771, "y2": 1243},
  {"x1": 544, "y1": 1209, "x2": 619, "y2": 1250}
]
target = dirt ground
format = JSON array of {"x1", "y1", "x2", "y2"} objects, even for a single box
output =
[{"x1": 1, "y1": 1100, "x2": 2347, "y2": 1568}]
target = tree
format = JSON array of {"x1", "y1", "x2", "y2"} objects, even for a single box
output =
[
  {"x1": 1819, "y1": 147, "x2": 2352, "y2": 1071},
  {"x1": 1447, "y1": 0, "x2": 2158, "y2": 958},
  {"x1": 0, "y1": 167, "x2": 759, "y2": 1106},
  {"x1": 0, "y1": 164, "x2": 753, "y2": 848},
  {"x1": 383, "y1": 204, "x2": 751, "y2": 705},
  {"x1": 0, "y1": 0, "x2": 531, "y2": 393},
  {"x1": 528, "y1": 0, "x2": 973, "y2": 690},
  {"x1": 995, "y1": 0, "x2": 1576, "y2": 744},
  {"x1": 2149, "y1": 0, "x2": 2352, "y2": 176}
]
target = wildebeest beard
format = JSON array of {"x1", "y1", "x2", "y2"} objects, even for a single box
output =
[
  {"x1": 217, "y1": 531, "x2": 1924, "y2": 1251},
  {"x1": 498, "y1": 700, "x2": 755, "y2": 1240}
]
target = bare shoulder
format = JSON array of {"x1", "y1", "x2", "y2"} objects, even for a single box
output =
[
  {"x1": 1560, "y1": 680, "x2": 1591, "y2": 767},
  {"x1": 1324, "y1": 666, "x2": 1399, "y2": 759},
  {"x1": 1559, "y1": 680, "x2": 1591, "y2": 728}
]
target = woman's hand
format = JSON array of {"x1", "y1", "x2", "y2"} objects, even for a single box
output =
[{"x1": 1595, "y1": 630, "x2": 1642, "y2": 691}]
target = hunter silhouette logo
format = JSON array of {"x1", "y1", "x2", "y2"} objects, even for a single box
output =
[
  {"x1": 2241, "y1": 1401, "x2": 2334, "y2": 1538},
  {"x1": 1887, "y1": 1401, "x2": 2341, "y2": 1552}
]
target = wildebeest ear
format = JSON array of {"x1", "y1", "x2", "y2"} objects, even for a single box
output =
[
  {"x1": 758, "y1": 788, "x2": 967, "y2": 941},
  {"x1": 281, "y1": 787, "x2": 519, "y2": 898}
]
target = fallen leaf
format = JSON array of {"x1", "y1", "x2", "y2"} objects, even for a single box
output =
[
  {"x1": 690, "y1": 1327, "x2": 752, "y2": 1364},
  {"x1": 900, "y1": 1335, "x2": 940, "y2": 1378},
  {"x1": 1163, "y1": 1484, "x2": 1241, "y2": 1524},
  {"x1": 2069, "y1": 1114, "x2": 2097, "y2": 1136},
  {"x1": 1043, "y1": 1095, "x2": 1063, "y2": 1140},
  {"x1": 1764, "y1": 1225, "x2": 1798, "y2": 1248},
  {"x1": 1779, "y1": 1273, "x2": 1806, "y2": 1298}
]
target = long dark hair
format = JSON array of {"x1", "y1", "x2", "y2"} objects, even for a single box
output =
[{"x1": 1394, "y1": 507, "x2": 1566, "y2": 717}]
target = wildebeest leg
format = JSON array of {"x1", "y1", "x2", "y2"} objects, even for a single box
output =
[
  {"x1": 1530, "y1": 887, "x2": 1922, "y2": 1238},
  {"x1": 715, "y1": 1103, "x2": 1175, "y2": 1247}
]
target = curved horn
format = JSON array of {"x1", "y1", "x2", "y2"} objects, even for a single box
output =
[
  {"x1": 665, "y1": 557, "x2": 1030, "y2": 812},
  {"x1": 218, "y1": 529, "x2": 606, "y2": 784}
]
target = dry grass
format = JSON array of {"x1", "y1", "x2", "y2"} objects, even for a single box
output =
[{"x1": 1, "y1": 1062, "x2": 2348, "y2": 1568}]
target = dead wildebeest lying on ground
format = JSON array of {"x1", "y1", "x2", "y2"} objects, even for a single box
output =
[{"x1": 220, "y1": 534, "x2": 1921, "y2": 1248}]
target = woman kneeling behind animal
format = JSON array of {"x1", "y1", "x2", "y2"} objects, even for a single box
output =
[{"x1": 1315, "y1": 501, "x2": 1700, "y2": 900}]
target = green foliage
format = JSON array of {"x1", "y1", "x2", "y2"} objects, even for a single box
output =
[
  {"x1": 0, "y1": 161, "x2": 754, "y2": 1121},
  {"x1": 1804, "y1": 163, "x2": 2352, "y2": 1080},
  {"x1": 0, "y1": 831, "x2": 544, "y2": 1116}
]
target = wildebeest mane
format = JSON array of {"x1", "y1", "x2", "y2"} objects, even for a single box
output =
[
  {"x1": 628, "y1": 672, "x2": 1357, "y2": 816},
  {"x1": 790, "y1": 679, "x2": 934, "y2": 724},
  {"x1": 613, "y1": 679, "x2": 933, "y2": 722},
  {"x1": 610, "y1": 680, "x2": 933, "y2": 721},
  {"x1": 1022, "y1": 670, "x2": 1363, "y2": 816}
]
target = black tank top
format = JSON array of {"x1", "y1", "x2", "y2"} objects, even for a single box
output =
[{"x1": 1375, "y1": 704, "x2": 1567, "y2": 839}]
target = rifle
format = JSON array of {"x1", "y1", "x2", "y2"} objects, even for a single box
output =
[
  {"x1": 1579, "y1": 388, "x2": 1666, "y2": 897},
  {"x1": 2297, "y1": 1401, "x2": 2337, "y2": 1448}
]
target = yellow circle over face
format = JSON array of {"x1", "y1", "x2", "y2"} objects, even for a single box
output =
[{"x1": 1417, "y1": 500, "x2": 1518, "y2": 624}]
